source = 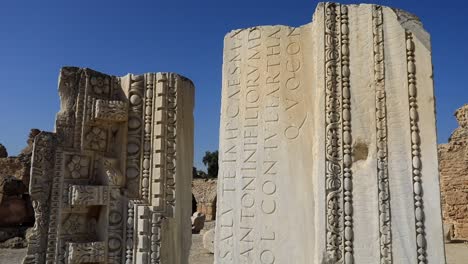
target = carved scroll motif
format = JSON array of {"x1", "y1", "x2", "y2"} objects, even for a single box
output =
[
  {"x1": 67, "y1": 241, "x2": 105, "y2": 263},
  {"x1": 372, "y1": 5, "x2": 393, "y2": 263},
  {"x1": 406, "y1": 31, "x2": 427, "y2": 264},
  {"x1": 126, "y1": 74, "x2": 145, "y2": 198},
  {"x1": 324, "y1": 3, "x2": 354, "y2": 263},
  {"x1": 69, "y1": 185, "x2": 108, "y2": 206},
  {"x1": 324, "y1": 3, "x2": 343, "y2": 262},
  {"x1": 94, "y1": 99, "x2": 128, "y2": 122}
]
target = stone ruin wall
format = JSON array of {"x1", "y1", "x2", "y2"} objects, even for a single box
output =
[
  {"x1": 192, "y1": 179, "x2": 217, "y2": 221},
  {"x1": 0, "y1": 129, "x2": 40, "y2": 229},
  {"x1": 439, "y1": 104, "x2": 468, "y2": 241}
]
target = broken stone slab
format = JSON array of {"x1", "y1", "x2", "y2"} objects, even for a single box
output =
[
  {"x1": 215, "y1": 2, "x2": 445, "y2": 263},
  {"x1": 22, "y1": 67, "x2": 194, "y2": 264}
]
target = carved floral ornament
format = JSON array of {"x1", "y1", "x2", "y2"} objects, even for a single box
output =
[
  {"x1": 85, "y1": 127, "x2": 107, "y2": 150},
  {"x1": 90, "y1": 76, "x2": 110, "y2": 95},
  {"x1": 67, "y1": 155, "x2": 89, "y2": 179}
]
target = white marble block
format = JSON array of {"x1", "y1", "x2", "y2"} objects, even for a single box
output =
[
  {"x1": 23, "y1": 68, "x2": 194, "y2": 264},
  {"x1": 215, "y1": 3, "x2": 445, "y2": 264}
]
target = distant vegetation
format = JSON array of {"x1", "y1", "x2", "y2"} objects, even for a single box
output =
[{"x1": 193, "y1": 150, "x2": 218, "y2": 178}]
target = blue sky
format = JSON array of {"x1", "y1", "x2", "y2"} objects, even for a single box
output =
[{"x1": 0, "y1": 0, "x2": 466, "y2": 169}]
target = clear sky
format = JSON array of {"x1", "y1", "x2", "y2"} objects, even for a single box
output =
[{"x1": 0, "y1": 0, "x2": 466, "y2": 169}]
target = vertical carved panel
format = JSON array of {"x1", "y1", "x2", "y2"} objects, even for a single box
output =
[
  {"x1": 324, "y1": 3, "x2": 354, "y2": 263},
  {"x1": 23, "y1": 133, "x2": 57, "y2": 264},
  {"x1": 372, "y1": 5, "x2": 393, "y2": 263},
  {"x1": 142, "y1": 73, "x2": 154, "y2": 202},
  {"x1": 46, "y1": 150, "x2": 64, "y2": 264},
  {"x1": 340, "y1": 5, "x2": 353, "y2": 264},
  {"x1": 126, "y1": 200, "x2": 135, "y2": 264},
  {"x1": 127, "y1": 74, "x2": 145, "y2": 198},
  {"x1": 165, "y1": 74, "x2": 178, "y2": 217},
  {"x1": 324, "y1": 3, "x2": 344, "y2": 262},
  {"x1": 406, "y1": 31, "x2": 427, "y2": 264},
  {"x1": 107, "y1": 188, "x2": 124, "y2": 264}
]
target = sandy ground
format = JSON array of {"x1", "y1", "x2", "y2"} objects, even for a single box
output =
[
  {"x1": 189, "y1": 221, "x2": 215, "y2": 264},
  {"x1": 0, "y1": 235, "x2": 466, "y2": 264}
]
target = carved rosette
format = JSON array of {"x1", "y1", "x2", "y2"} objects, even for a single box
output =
[
  {"x1": 372, "y1": 5, "x2": 393, "y2": 263},
  {"x1": 406, "y1": 31, "x2": 427, "y2": 264}
]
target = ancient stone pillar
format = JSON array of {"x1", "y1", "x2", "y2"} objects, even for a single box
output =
[
  {"x1": 23, "y1": 67, "x2": 194, "y2": 264},
  {"x1": 215, "y1": 3, "x2": 445, "y2": 263}
]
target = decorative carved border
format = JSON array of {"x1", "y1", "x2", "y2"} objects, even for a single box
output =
[
  {"x1": 126, "y1": 200, "x2": 135, "y2": 263},
  {"x1": 340, "y1": 5, "x2": 353, "y2": 264},
  {"x1": 126, "y1": 74, "x2": 145, "y2": 198},
  {"x1": 324, "y1": 3, "x2": 344, "y2": 262},
  {"x1": 406, "y1": 31, "x2": 427, "y2": 263},
  {"x1": 141, "y1": 74, "x2": 154, "y2": 201},
  {"x1": 324, "y1": 3, "x2": 353, "y2": 263},
  {"x1": 165, "y1": 74, "x2": 177, "y2": 217},
  {"x1": 24, "y1": 133, "x2": 57, "y2": 264},
  {"x1": 372, "y1": 5, "x2": 393, "y2": 263},
  {"x1": 46, "y1": 149, "x2": 64, "y2": 263},
  {"x1": 107, "y1": 188, "x2": 124, "y2": 263},
  {"x1": 152, "y1": 73, "x2": 178, "y2": 217},
  {"x1": 150, "y1": 211, "x2": 164, "y2": 264}
]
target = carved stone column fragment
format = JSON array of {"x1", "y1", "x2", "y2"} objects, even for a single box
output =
[
  {"x1": 23, "y1": 67, "x2": 194, "y2": 264},
  {"x1": 215, "y1": 3, "x2": 445, "y2": 264}
]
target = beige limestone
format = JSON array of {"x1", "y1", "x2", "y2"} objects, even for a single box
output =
[
  {"x1": 215, "y1": 2, "x2": 445, "y2": 263},
  {"x1": 192, "y1": 178, "x2": 217, "y2": 220},
  {"x1": 439, "y1": 104, "x2": 468, "y2": 241},
  {"x1": 22, "y1": 67, "x2": 194, "y2": 264}
]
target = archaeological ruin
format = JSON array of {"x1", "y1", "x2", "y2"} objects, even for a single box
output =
[
  {"x1": 215, "y1": 2, "x2": 446, "y2": 264},
  {"x1": 440, "y1": 104, "x2": 468, "y2": 241},
  {"x1": 192, "y1": 179, "x2": 217, "y2": 221},
  {"x1": 22, "y1": 67, "x2": 194, "y2": 264}
]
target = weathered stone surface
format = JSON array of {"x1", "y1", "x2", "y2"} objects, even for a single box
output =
[
  {"x1": 440, "y1": 104, "x2": 468, "y2": 241},
  {"x1": 22, "y1": 67, "x2": 194, "y2": 264},
  {"x1": 0, "y1": 132, "x2": 37, "y2": 228},
  {"x1": 203, "y1": 228, "x2": 215, "y2": 254},
  {"x1": 192, "y1": 212, "x2": 206, "y2": 234},
  {"x1": 192, "y1": 178, "x2": 217, "y2": 220},
  {"x1": 215, "y1": 3, "x2": 445, "y2": 263}
]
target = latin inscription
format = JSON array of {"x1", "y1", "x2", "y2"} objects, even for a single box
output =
[{"x1": 218, "y1": 26, "x2": 304, "y2": 263}]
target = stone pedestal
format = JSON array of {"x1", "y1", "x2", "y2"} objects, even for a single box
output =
[
  {"x1": 215, "y1": 3, "x2": 445, "y2": 263},
  {"x1": 23, "y1": 67, "x2": 194, "y2": 264}
]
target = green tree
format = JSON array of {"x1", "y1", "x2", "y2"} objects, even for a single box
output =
[{"x1": 202, "y1": 150, "x2": 218, "y2": 178}]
